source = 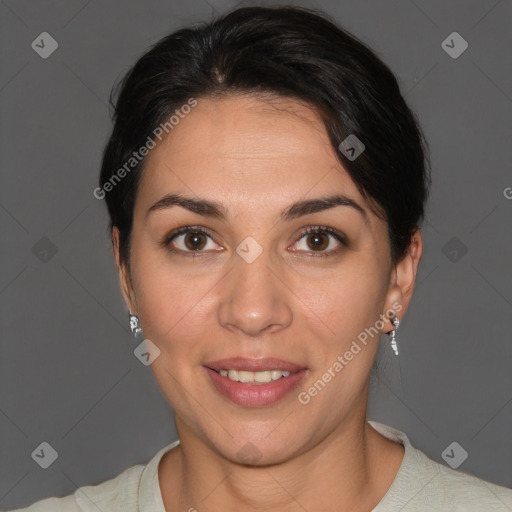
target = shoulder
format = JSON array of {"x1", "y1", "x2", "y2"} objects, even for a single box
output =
[
  {"x1": 368, "y1": 420, "x2": 512, "y2": 511},
  {"x1": 4, "y1": 459, "x2": 149, "y2": 512},
  {"x1": 421, "y1": 455, "x2": 512, "y2": 511},
  {"x1": 4, "y1": 440, "x2": 180, "y2": 512}
]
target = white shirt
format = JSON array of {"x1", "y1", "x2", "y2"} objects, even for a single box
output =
[{"x1": 5, "y1": 421, "x2": 512, "y2": 511}]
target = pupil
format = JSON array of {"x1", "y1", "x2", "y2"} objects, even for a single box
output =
[
  {"x1": 308, "y1": 233, "x2": 327, "y2": 251},
  {"x1": 186, "y1": 232, "x2": 206, "y2": 250}
]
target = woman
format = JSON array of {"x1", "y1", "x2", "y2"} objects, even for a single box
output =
[{"x1": 9, "y1": 5, "x2": 512, "y2": 512}]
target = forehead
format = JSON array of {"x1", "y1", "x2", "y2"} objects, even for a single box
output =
[{"x1": 136, "y1": 94, "x2": 369, "y2": 218}]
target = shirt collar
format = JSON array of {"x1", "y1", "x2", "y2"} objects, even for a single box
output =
[{"x1": 138, "y1": 439, "x2": 181, "y2": 512}]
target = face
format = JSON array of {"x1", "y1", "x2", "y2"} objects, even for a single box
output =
[{"x1": 114, "y1": 94, "x2": 421, "y2": 464}]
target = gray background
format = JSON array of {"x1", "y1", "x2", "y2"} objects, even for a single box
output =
[{"x1": 1, "y1": 0, "x2": 511, "y2": 509}]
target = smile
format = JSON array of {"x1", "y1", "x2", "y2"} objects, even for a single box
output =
[{"x1": 203, "y1": 357, "x2": 308, "y2": 407}]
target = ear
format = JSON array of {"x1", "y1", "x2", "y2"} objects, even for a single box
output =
[
  {"x1": 382, "y1": 229, "x2": 423, "y2": 332},
  {"x1": 112, "y1": 226, "x2": 137, "y2": 314}
]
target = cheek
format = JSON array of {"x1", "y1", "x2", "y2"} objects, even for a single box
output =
[
  {"x1": 301, "y1": 266, "x2": 386, "y2": 400},
  {"x1": 130, "y1": 224, "x2": 388, "y2": 357},
  {"x1": 313, "y1": 261, "x2": 386, "y2": 342},
  {"x1": 132, "y1": 248, "x2": 386, "y2": 341},
  {"x1": 130, "y1": 244, "x2": 222, "y2": 354},
  {"x1": 129, "y1": 251, "x2": 217, "y2": 409}
]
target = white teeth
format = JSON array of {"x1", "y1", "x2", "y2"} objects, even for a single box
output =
[
  {"x1": 254, "y1": 371, "x2": 272, "y2": 383},
  {"x1": 219, "y1": 369, "x2": 293, "y2": 383},
  {"x1": 271, "y1": 370, "x2": 281, "y2": 380}
]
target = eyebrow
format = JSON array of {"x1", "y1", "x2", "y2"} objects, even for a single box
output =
[{"x1": 146, "y1": 193, "x2": 367, "y2": 223}]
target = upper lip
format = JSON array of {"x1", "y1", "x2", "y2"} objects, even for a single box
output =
[{"x1": 203, "y1": 357, "x2": 306, "y2": 373}]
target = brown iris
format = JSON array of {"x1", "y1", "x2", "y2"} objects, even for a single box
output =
[
  {"x1": 306, "y1": 233, "x2": 329, "y2": 251},
  {"x1": 184, "y1": 231, "x2": 208, "y2": 251}
]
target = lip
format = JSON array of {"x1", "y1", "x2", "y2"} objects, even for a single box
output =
[
  {"x1": 203, "y1": 360, "x2": 308, "y2": 407},
  {"x1": 203, "y1": 357, "x2": 306, "y2": 373}
]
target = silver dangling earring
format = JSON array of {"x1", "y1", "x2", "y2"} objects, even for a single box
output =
[
  {"x1": 128, "y1": 311, "x2": 144, "y2": 342},
  {"x1": 388, "y1": 314, "x2": 400, "y2": 356}
]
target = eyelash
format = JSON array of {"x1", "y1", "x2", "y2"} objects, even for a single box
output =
[{"x1": 162, "y1": 225, "x2": 347, "y2": 259}]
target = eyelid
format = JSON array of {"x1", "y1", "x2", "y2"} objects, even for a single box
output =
[
  {"x1": 162, "y1": 225, "x2": 215, "y2": 244},
  {"x1": 297, "y1": 225, "x2": 347, "y2": 244}
]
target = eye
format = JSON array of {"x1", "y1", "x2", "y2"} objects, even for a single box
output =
[
  {"x1": 290, "y1": 226, "x2": 346, "y2": 257},
  {"x1": 162, "y1": 225, "x2": 346, "y2": 258},
  {"x1": 163, "y1": 226, "x2": 221, "y2": 255}
]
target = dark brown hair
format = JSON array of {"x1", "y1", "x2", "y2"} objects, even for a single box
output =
[{"x1": 99, "y1": 5, "x2": 430, "y2": 266}]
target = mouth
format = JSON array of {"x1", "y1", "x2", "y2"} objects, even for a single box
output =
[{"x1": 203, "y1": 357, "x2": 308, "y2": 407}]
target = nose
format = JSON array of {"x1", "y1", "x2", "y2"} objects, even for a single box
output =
[{"x1": 217, "y1": 249, "x2": 293, "y2": 338}]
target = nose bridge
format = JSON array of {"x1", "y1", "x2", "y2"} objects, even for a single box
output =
[
  {"x1": 233, "y1": 242, "x2": 274, "y2": 295},
  {"x1": 217, "y1": 240, "x2": 292, "y2": 336}
]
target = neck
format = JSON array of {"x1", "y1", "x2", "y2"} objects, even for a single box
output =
[{"x1": 158, "y1": 413, "x2": 404, "y2": 512}]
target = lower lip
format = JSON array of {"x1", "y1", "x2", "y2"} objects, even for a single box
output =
[{"x1": 204, "y1": 367, "x2": 308, "y2": 407}]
